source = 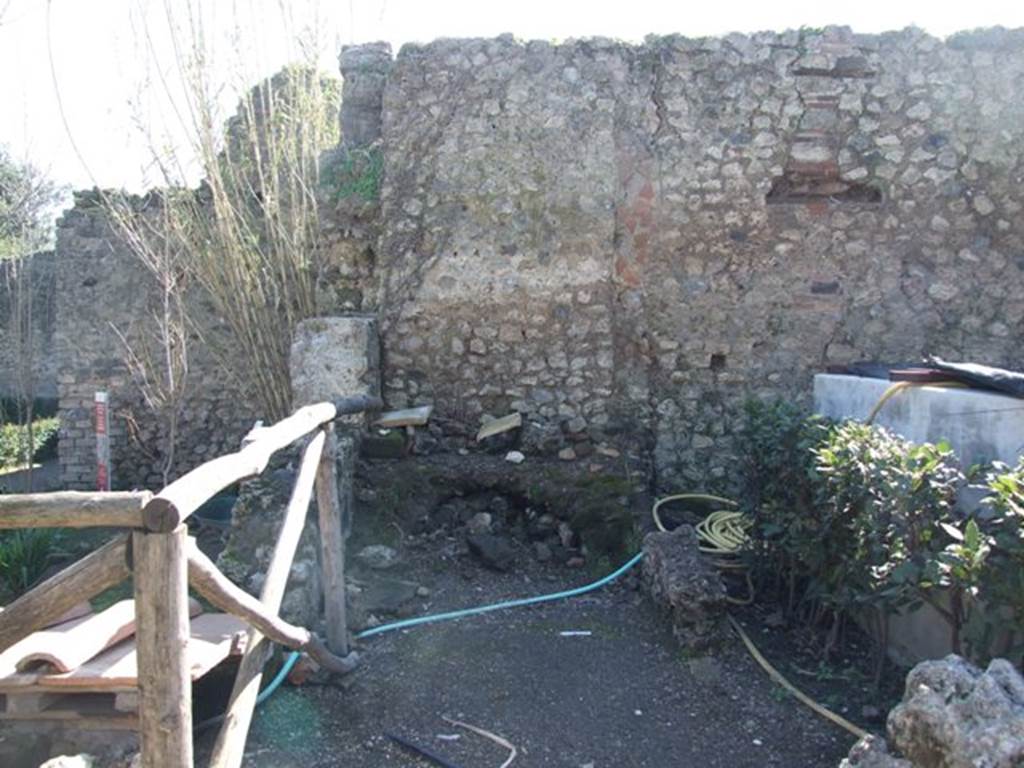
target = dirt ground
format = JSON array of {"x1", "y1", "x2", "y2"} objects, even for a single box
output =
[{"x1": 196, "y1": 538, "x2": 864, "y2": 768}]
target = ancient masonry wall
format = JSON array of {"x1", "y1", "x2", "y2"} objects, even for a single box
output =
[
  {"x1": 54, "y1": 194, "x2": 254, "y2": 489},
  {"x1": 348, "y1": 26, "x2": 1024, "y2": 490},
  {"x1": 56, "y1": 26, "x2": 1024, "y2": 491}
]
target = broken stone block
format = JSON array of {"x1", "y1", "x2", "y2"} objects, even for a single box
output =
[
  {"x1": 841, "y1": 654, "x2": 1024, "y2": 768},
  {"x1": 887, "y1": 655, "x2": 1024, "y2": 768},
  {"x1": 641, "y1": 525, "x2": 727, "y2": 650},
  {"x1": 290, "y1": 315, "x2": 380, "y2": 422}
]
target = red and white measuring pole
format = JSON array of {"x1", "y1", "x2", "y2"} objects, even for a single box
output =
[{"x1": 95, "y1": 391, "x2": 111, "y2": 491}]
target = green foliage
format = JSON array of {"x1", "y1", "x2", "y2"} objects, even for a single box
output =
[
  {"x1": 742, "y1": 401, "x2": 967, "y2": 665},
  {"x1": 956, "y1": 460, "x2": 1024, "y2": 663},
  {"x1": 740, "y1": 399, "x2": 831, "y2": 582},
  {"x1": 0, "y1": 416, "x2": 59, "y2": 469},
  {"x1": 0, "y1": 528, "x2": 63, "y2": 599},
  {"x1": 744, "y1": 401, "x2": 1024, "y2": 667},
  {"x1": 0, "y1": 145, "x2": 63, "y2": 258},
  {"x1": 325, "y1": 148, "x2": 384, "y2": 202},
  {"x1": 813, "y1": 423, "x2": 962, "y2": 619}
]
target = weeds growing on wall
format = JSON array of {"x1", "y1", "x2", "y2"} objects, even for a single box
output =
[{"x1": 325, "y1": 147, "x2": 384, "y2": 203}]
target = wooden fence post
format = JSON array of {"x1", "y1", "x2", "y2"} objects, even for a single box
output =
[
  {"x1": 314, "y1": 424, "x2": 350, "y2": 656},
  {"x1": 209, "y1": 430, "x2": 327, "y2": 768},
  {"x1": 133, "y1": 525, "x2": 193, "y2": 768}
]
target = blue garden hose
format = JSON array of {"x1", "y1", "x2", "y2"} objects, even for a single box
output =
[{"x1": 257, "y1": 552, "x2": 645, "y2": 704}]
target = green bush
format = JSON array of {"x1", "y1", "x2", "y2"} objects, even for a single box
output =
[
  {"x1": 944, "y1": 459, "x2": 1024, "y2": 664},
  {"x1": 739, "y1": 399, "x2": 831, "y2": 593},
  {"x1": 0, "y1": 416, "x2": 59, "y2": 469},
  {"x1": 742, "y1": 402, "x2": 966, "y2": 666},
  {"x1": 744, "y1": 400, "x2": 1024, "y2": 669},
  {"x1": 813, "y1": 423, "x2": 963, "y2": 656},
  {"x1": 0, "y1": 528, "x2": 63, "y2": 600}
]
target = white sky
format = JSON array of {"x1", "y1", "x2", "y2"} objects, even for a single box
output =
[{"x1": 1, "y1": 0, "x2": 1022, "y2": 194}]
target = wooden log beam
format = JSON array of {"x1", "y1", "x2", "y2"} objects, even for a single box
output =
[
  {"x1": 186, "y1": 544, "x2": 357, "y2": 675},
  {"x1": 0, "y1": 491, "x2": 152, "y2": 530},
  {"x1": 314, "y1": 425, "x2": 352, "y2": 655},
  {"x1": 142, "y1": 395, "x2": 381, "y2": 533},
  {"x1": 209, "y1": 428, "x2": 328, "y2": 768},
  {"x1": 133, "y1": 526, "x2": 192, "y2": 768},
  {"x1": 0, "y1": 535, "x2": 130, "y2": 653},
  {"x1": 142, "y1": 402, "x2": 335, "y2": 533}
]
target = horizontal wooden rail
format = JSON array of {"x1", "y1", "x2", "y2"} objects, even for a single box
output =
[
  {"x1": 142, "y1": 395, "x2": 381, "y2": 533},
  {"x1": 0, "y1": 491, "x2": 152, "y2": 530},
  {"x1": 0, "y1": 534, "x2": 130, "y2": 652},
  {"x1": 186, "y1": 544, "x2": 358, "y2": 674}
]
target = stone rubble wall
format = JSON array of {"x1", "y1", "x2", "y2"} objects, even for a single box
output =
[
  {"x1": 352, "y1": 26, "x2": 1024, "y2": 490},
  {"x1": 54, "y1": 193, "x2": 255, "y2": 490},
  {"x1": 55, "y1": 26, "x2": 1024, "y2": 490}
]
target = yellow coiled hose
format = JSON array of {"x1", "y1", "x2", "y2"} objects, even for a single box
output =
[{"x1": 652, "y1": 493, "x2": 868, "y2": 740}]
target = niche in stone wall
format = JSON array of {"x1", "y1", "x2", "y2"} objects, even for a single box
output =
[{"x1": 765, "y1": 174, "x2": 883, "y2": 204}]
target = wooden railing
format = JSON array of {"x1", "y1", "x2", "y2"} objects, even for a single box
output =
[{"x1": 0, "y1": 394, "x2": 381, "y2": 768}]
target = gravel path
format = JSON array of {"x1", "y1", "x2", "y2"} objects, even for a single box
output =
[{"x1": 200, "y1": 540, "x2": 858, "y2": 767}]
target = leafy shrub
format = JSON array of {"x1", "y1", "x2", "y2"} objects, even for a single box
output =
[
  {"x1": 813, "y1": 423, "x2": 964, "y2": 661},
  {"x1": 0, "y1": 416, "x2": 59, "y2": 469},
  {"x1": 944, "y1": 459, "x2": 1024, "y2": 664},
  {"x1": 742, "y1": 402, "x2": 966, "y2": 668},
  {"x1": 0, "y1": 528, "x2": 62, "y2": 600},
  {"x1": 739, "y1": 399, "x2": 831, "y2": 599}
]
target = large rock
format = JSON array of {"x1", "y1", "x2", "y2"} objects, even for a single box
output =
[
  {"x1": 641, "y1": 525, "x2": 727, "y2": 650},
  {"x1": 467, "y1": 532, "x2": 517, "y2": 571},
  {"x1": 889, "y1": 655, "x2": 1024, "y2": 767},
  {"x1": 839, "y1": 736, "x2": 911, "y2": 768},
  {"x1": 840, "y1": 655, "x2": 1024, "y2": 768}
]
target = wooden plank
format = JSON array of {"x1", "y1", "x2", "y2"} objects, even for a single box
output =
[
  {"x1": 3, "y1": 692, "x2": 61, "y2": 714},
  {"x1": 13, "y1": 598, "x2": 202, "y2": 673},
  {"x1": 375, "y1": 405, "x2": 433, "y2": 428},
  {"x1": 0, "y1": 692, "x2": 138, "y2": 729},
  {"x1": 0, "y1": 600, "x2": 94, "y2": 626},
  {"x1": 314, "y1": 425, "x2": 352, "y2": 656},
  {"x1": 0, "y1": 534, "x2": 131, "y2": 653},
  {"x1": 476, "y1": 412, "x2": 522, "y2": 441},
  {"x1": 133, "y1": 526, "x2": 192, "y2": 768},
  {"x1": 209, "y1": 429, "x2": 328, "y2": 768},
  {"x1": 0, "y1": 491, "x2": 151, "y2": 530}
]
